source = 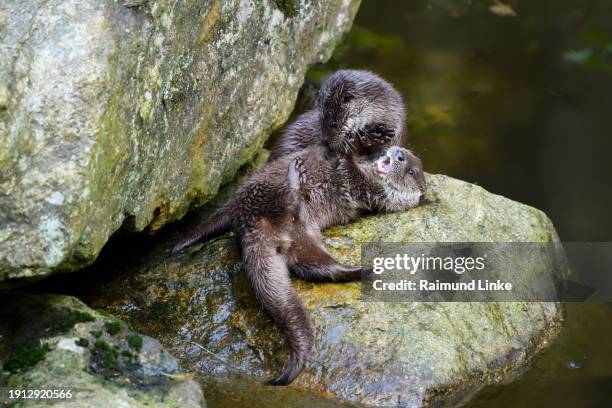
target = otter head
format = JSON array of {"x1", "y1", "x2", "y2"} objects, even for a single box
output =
[
  {"x1": 318, "y1": 70, "x2": 404, "y2": 155},
  {"x1": 371, "y1": 146, "x2": 426, "y2": 211}
]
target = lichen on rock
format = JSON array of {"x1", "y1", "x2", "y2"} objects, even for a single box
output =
[{"x1": 0, "y1": 0, "x2": 361, "y2": 284}]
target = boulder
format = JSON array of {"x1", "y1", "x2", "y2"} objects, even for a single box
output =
[
  {"x1": 0, "y1": 293, "x2": 205, "y2": 407},
  {"x1": 88, "y1": 174, "x2": 564, "y2": 407},
  {"x1": 0, "y1": 0, "x2": 360, "y2": 283}
]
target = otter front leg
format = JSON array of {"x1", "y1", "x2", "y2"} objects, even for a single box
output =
[{"x1": 350, "y1": 123, "x2": 396, "y2": 151}]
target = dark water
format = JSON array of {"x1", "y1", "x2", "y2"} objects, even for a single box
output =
[
  {"x1": 312, "y1": 0, "x2": 612, "y2": 242},
  {"x1": 466, "y1": 303, "x2": 612, "y2": 407},
  {"x1": 305, "y1": 0, "x2": 612, "y2": 407}
]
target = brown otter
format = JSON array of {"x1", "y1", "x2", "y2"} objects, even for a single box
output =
[
  {"x1": 172, "y1": 146, "x2": 425, "y2": 385},
  {"x1": 269, "y1": 69, "x2": 406, "y2": 160}
]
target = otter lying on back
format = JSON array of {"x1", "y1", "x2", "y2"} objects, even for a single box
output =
[
  {"x1": 269, "y1": 70, "x2": 406, "y2": 160},
  {"x1": 172, "y1": 146, "x2": 426, "y2": 385}
]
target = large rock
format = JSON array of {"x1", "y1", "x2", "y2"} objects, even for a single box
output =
[
  {"x1": 88, "y1": 174, "x2": 563, "y2": 407},
  {"x1": 0, "y1": 293, "x2": 205, "y2": 407},
  {"x1": 0, "y1": 0, "x2": 360, "y2": 283}
]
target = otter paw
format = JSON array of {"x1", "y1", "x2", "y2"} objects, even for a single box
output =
[
  {"x1": 349, "y1": 128, "x2": 369, "y2": 148},
  {"x1": 364, "y1": 124, "x2": 395, "y2": 146},
  {"x1": 289, "y1": 156, "x2": 307, "y2": 190}
]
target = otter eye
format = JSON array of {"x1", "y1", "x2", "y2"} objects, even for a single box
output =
[
  {"x1": 408, "y1": 168, "x2": 415, "y2": 176},
  {"x1": 394, "y1": 149, "x2": 405, "y2": 162},
  {"x1": 330, "y1": 120, "x2": 337, "y2": 129}
]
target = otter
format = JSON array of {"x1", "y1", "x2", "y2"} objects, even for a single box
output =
[
  {"x1": 269, "y1": 69, "x2": 406, "y2": 160},
  {"x1": 172, "y1": 145, "x2": 426, "y2": 385}
]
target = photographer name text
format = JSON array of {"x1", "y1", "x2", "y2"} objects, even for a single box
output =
[{"x1": 370, "y1": 254, "x2": 513, "y2": 292}]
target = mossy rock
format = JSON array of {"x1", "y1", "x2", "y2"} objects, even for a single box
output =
[
  {"x1": 88, "y1": 174, "x2": 564, "y2": 407},
  {"x1": 0, "y1": 293, "x2": 205, "y2": 407},
  {"x1": 0, "y1": 0, "x2": 361, "y2": 285}
]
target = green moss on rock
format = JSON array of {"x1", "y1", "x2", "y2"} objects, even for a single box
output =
[
  {"x1": 92, "y1": 339, "x2": 119, "y2": 372},
  {"x1": 127, "y1": 335, "x2": 143, "y2": 351},
  {"x1": 104, "y1": 321, "x2": 122, "y2": 336},
  {"x1": 54, "y1": 309, "x2": 96, "y2": 332},
  {"x1": 3, "y1": 343, "x2": 51, "y2": 373},
  {"x1": 0, "y1": 293, "x2": 205, "y2": 408}
]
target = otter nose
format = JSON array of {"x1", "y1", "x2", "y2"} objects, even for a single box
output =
[{"x1": 394, "y1": 149, "x2": 405, "y2": 162}]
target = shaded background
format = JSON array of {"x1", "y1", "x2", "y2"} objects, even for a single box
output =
[
  {"x1": 300, "y1": 1, "x2": 612, "y2": 406},
  {"x1": 305, "y1": 0, "x2": 612, "y2": 242}
]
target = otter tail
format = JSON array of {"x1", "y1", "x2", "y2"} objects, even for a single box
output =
[
  {"x1": 241, "y1": 235, "x2": 314, "y2": 386},
  {"x1": 172, "y1": 208, "x2": 231, "y2": 254}
]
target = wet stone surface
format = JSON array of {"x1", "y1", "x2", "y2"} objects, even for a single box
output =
[
  {"x1": 0, "y1": 293, "x2": 205, "y2": 407},
  {"x1": 87, "y1": 174, "x2": 564, "y2": 407}
]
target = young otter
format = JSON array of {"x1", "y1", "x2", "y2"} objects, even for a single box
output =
[
  {"x1": 269, "y1": 70, "x2": 406, "y2": 160},
  {"x1": 172, "y1": 146, "x2": 425, "y2": 385}
]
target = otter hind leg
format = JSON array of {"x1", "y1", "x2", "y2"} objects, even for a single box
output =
[
  {"x1": 172, "y1": 208, "x2": 231, "y2": 254},
  {"x1": 289, "y1": 237, "x2": 364, "y2": 282},
  {"x1": 241, "y1": 236, "x2": 314, "y2": 386}
]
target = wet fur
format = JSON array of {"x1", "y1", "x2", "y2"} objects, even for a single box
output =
[
  {"x1": 172, "y1": 146, "x2": 425, "y2": 385},
  {"x1": 173, "y1": 70, "x2": 413, "y2": 385},
  {"x1": 269, "y1": 70, "x2": 406, "y2": 160}
]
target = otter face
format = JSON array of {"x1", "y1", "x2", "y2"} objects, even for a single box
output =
[
  {"x1": 318, "y1": 70, "x2": 402, "y2": 155},
  {"x1": 372, "y1": 146, "x2": 426, "y2": 211}
]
